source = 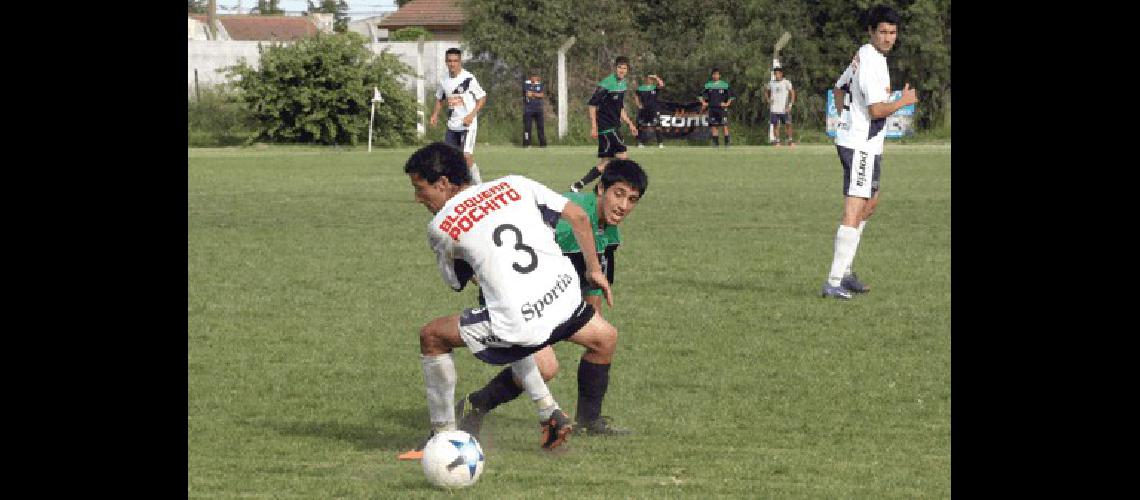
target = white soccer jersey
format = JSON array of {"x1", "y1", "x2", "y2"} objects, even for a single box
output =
[
  {"x1": 768, "y1": 79, "x2": 794, "y2": 112},
  {"x1": 436, "y1": 69, "x2": 486, "y2": 131},
  {"x1": 834, "y1": 44, "x2": 892, "y2": 155},
  {"x1": 428, "y1": 175, "x2": 581, "y2": 346}
]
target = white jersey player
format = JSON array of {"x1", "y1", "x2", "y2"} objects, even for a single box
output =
[
  {"x1": 820, "y1": 5, "x2": 918, "y2": 300},
  {"x1": 430, "y1": 47, "x2": 487, "y2": 184},
  {"x1": 397, "y1": 142, "x2": 619, "y2": 460}
]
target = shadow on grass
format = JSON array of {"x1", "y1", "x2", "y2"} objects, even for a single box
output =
[{"x1": 253, "y1": 406, "x2": 429, "y2": 452}]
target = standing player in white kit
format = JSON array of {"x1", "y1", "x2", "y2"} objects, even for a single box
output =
[{"x1": 430, "y1": 47, "x2": 487, "y2": 184}]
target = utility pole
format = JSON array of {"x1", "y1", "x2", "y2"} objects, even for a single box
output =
[{"x1": 207, "y1": 0, "x2": 217, "y2": 40}]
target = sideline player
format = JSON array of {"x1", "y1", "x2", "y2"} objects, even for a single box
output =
[
  {"x1": 429, "y1": 47, "x2": 487, "y2": 184},
  {"x1": 456, "y1": 160, "x2": 648, "y2": 437},
  {"x1": 396, "y1": 142, "x2": 619, "y2": 460},
  {"x1": 699, "y1": 68, "x2": 735, "y2": 147},
  {"x1": 569, "y1": 56, "x2": 638, "y2": 192},
  {"x1": 634, "y1": 74, "x2": 666, "y2": 148},
  {"x1": 765, "y1": 67, "x2": 796, "y2": 147},
  {"x1": 821, "y1": 4, "x2": 918, "y2": 299}
]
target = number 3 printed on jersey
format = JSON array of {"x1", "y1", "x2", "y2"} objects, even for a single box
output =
[{"x1": 493, "y1": 224, "x2": 537, "y2": 274}]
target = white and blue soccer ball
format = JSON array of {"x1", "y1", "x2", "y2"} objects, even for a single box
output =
[{"x1": 421, "y1": 430, "x2": 485, "y2": 489}]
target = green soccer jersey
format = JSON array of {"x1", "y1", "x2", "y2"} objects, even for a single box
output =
[
  {"x1": 587, "y1": 74, "x2": 628, "y2": 133},
  {"x1": 555, "y1": 191, "x2": 622, "y2": 253}
]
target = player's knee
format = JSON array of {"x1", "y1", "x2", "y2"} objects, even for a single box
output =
[
  {"x1": 419, "y1": 323, "x2": 446, "y2": 355},
  {"x1": 538, "y1": 357, "x2": 559, "y2": 382}
]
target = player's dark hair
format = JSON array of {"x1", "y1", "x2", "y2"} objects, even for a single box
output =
[
  {"x1": 710, "y1": 67, "x2": 720, "y2": 75},
  {"x1": 865, "y1": 5, "x2": 901, "y2": 30},
  {"x1": 599, "y1": 159, "x2": 648, "y2": 197},
  {"x1": 404, "y1": 142, "x2": 471, "y2": 186},
  {"x1": 614, "y1": 56, "x2": 630, "y2": 67},
  {"x1": 529, "y1": 69, "x2": 540, "y2": 77},
  {"x1": 445, "y1": 47, "x2": 462, "y2": 58}
]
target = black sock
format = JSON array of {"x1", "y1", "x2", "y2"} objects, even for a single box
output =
[
  {"x1": 576, "y1": 359, "x2": 611, "y2": 425},
  {"x1": 576, "y1": 166, "x2": 603, "y2": 186},
  {"x1": 468, "y1": 367, "x2": 522, "y2": 412},
  {"x1": 724, "y1": 135, "x2": 730, "y2": 146},
  {"x1": 712, "y1": 136, "x2": 719, "y2": 146}
]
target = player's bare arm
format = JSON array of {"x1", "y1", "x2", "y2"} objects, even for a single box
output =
[
  {"x1": 464, "y1": 96, "x2": 487, "y2": 127},
  {"x1": 621, "y1": 108, "x2": 637, "y2": 137},
  {"x1": 430, "y1": 98, "x2": 444, "y2": 127},
  {"x1": 588, "y1": 105, "x2": 599, "y2": 138},
  {"x1": 561, "y1": 202, "x2": 613, "y2": 307},
  {"x1": 788, "y1": 88, "x2": 796, "y2": 111},
  {"x1": 868, "y1": 83, "x2": 917, "y2": 119}
]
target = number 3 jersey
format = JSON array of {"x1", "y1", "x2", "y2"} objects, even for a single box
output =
[{"x1": 428, "y1": 175, "x2": 583, "y2": 345}]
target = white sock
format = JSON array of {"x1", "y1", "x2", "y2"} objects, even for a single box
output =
[
  {"x1": 421, "y1": 354, "x2": 457, "y2": 432},
  {"x1": 510, "y1": 355, "x2": 559, "y2": 420},
  {"x1": 469, "y1": 163, "x2": 482, "y2": 185},
  {"x1": 846, "y1": 221, "x2": 867, "y2": 276},
  {"x1": 828, "y1": 225, "x2": 861, "y2": 287}
]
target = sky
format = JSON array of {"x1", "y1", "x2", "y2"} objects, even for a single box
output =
[{"x1": 213, "y1": 0, "x2": 399, "y2": 21}]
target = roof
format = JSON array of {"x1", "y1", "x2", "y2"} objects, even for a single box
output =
[
  {"x1": 379, "y1": 0, "x2": 465, "y2": 29},
  {"x1": 188, "y1": 15, "x2": 318, "y2": 41}
]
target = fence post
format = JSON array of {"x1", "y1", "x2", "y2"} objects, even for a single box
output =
[
  {"x1": 194, "y1": 69, "x2": 201, "y2": 102},
  {"x1": 557, "y1": 36, "x2": 576, "y2": 140}
]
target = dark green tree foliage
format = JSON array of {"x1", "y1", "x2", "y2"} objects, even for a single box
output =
[
  {"x1": 225, "y1": 32, "x2": 420, "y2": 146},
  {"x1": 461, "y1": 0, "x2": 950, "y2": 132},
  {"x1": 256, "y1": 0, "x2": 284, "y2": 15},
  {"x1": 308, "y1": 0, "x2": 351, "y2": 33},
  {"x1": 390, "y1": 26, "x2": 432, "y2": 41},
  {"x1": 188, "y1": 0, "x2": 206, "y2": 13}
]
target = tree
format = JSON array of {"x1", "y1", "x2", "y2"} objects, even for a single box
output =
[
  {"x1": 255, "y1": 0, "x2": 283, "y2": 15},
  {"x1": 389, "y1": 26, "x2": 432, "y2": 41},
  {"x1": 308, "y1": 0, "x2": 350, "y2": 33},
  {"x1": 188, "y1": 0, "x2": 206, "y2": 13},
  {"x1": 224, "y1": 32, "x2": 420, "y2": 146},
  {"x1": 395, "y1": 0, "x2": 413, "y2": 7}
]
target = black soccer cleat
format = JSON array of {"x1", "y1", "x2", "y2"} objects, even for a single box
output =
[
  {"x1": 841, "y1": 272, "x2": 871, "y2": 293},
  {"x1": 540, "y1": 409, "x2": 574, "y2": 450},
  {"x1": 577, "y1": 416, "x2": 633, "y2": 436},
  {"x1": 455, "y1": 394, "x2": 486, "y2": 438}
]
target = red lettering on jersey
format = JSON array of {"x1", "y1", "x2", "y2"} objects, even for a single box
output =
[{"x1": 439, "y1": 181, "x2": 519, "y2": 241}]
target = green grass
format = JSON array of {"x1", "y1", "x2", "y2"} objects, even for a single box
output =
[{"x1": 188, "y1": 143, "x2": 951, "y2": 498}]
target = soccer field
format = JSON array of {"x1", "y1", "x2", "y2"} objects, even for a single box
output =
[{"x1": 188, "y1": 144, "x2": 951, "y2": 498}]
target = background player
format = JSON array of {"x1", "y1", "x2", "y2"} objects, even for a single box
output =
[
  {"x1": 429, "y1": 48, "x2": 487, "y2": 184},
  {"x1": 634, "y1": 74, "x2": 666, "y2": 148},
  {"x1": 569, "y1": 56, "x2": 638, "y2": 192},
  {"x1": 765, "y1": 66, "x2": 796, "y2": 147},
  {"x1": 699, "y1": 68, "x2": 735, "y2": 148}
]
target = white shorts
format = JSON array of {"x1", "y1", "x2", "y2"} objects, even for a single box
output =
[{"x1": 445, "y1": 126, "x2": 477, "y2": 154}]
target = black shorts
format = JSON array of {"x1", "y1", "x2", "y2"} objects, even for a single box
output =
[
  {"x1": 636, "y1": 110, "x2": 659, "y2": 127},
  {"x1": 770, "y1": 112, "x2": 791, "y2": 125},
  {"x1": 597, "y1": 129, "x2": 627, "y2": 158},
  {"x1": 565, "y1": 246, "x2": 618, "y2": 297},
  {"x1": 707, "y1": 108, "x2": 728, "y2": 126},
  {"x1": 837, "y1": 145, "x2": 882, "y2": 198},
  {"x1": 467, "y1": 301, "x2": 595, "y2": 365}
]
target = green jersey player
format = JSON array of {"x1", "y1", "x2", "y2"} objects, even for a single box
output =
[{"x1": 457, "y1": 159, "x2": 648, "y2": 437}]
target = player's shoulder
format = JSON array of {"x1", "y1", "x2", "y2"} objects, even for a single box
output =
[{"x1": 857, "y1": 44, "x2": 888, "y2": 67}]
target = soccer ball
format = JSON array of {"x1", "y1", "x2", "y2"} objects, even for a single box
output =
[{"x1": 421, "y1": 430, "x2": 485, "y2": 489}]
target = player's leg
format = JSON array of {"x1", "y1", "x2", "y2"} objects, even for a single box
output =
[
  {"x1": 842, "y1": 159, "x2": 882, "y2": 294},
  {"x1": 523, "y1": 111, "x2": 533, "y2": 147},
  {"x1": 785, "y1": 119, "x2": 795, "y2": 147},
  {"x1": 457, "y1": 345, "x2": 560, "y2": 436},
  {"x1": 771, "y1": 114, "x2": 781, "y2": 146},
  {"x1": 709, "y1": 116, "x2": 720, "y2": 146},
  {"x1": 565, "y1": 312, "x2": 629, "y2": 435},
  {"x1": 723, "y1": 124, "x2": 731, "y2": 147},
  {"x1": 397, "y1": 313, "x2": 467, "y2": 460},
  {"x1": 822, "y1": 146, "x2": 874, "y2": 299},
  {"x1": 462, "y1": 128, "x2": 481, "y2": 184},
  {"x1": 572, "y1": 131, "x2": 616, "y2": 191},
  {"x1": 536, "y1": 112, "x2": 547, "y2": 147}
]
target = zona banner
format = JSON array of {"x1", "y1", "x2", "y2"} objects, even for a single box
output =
[{"x1": 652, "y1": 100, "x2": 709, "y2": 139}]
